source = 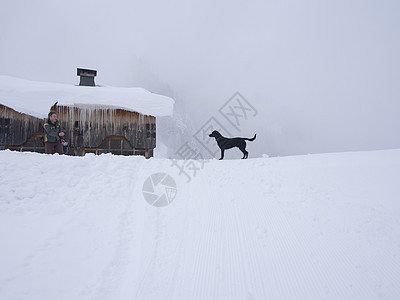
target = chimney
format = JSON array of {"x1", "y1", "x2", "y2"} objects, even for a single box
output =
[{"x1": 77, "y1": 68, "x2": 97, "y2": 86}]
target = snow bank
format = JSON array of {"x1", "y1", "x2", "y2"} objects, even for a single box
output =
[
  {"x1": 0, "y1": 149, "x2": 399, "y2": 299},
  {"x1": 0, "y1": 76, "x2": 174, "y2": 118}
]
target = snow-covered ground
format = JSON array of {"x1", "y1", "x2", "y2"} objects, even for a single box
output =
[{"x1": 0, "y1": 149, "x2": 399, "y2": 299}]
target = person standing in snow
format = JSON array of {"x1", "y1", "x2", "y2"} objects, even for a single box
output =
[{"x1": 44, "y1": 111, "x2": 65, "y2": 154}]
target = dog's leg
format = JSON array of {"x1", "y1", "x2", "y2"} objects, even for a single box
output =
[
  {"x1": 239, "y1": 146, "x2": 248, "y2": 159},
  {"x1": 220, "y1": 149, "x2": 225, "y2": 160}
]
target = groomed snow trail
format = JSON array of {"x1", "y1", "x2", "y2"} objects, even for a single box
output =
[{"x1": 0, "y1": 149, "x2": 399, "y2": 299}]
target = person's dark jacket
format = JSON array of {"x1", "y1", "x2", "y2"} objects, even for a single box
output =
[{"x1": 44, "y1": 119, "x2": 62, "y2": 143}]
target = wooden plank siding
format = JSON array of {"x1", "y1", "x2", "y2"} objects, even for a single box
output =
[
  {"x1": 0, "y1": 104, "x2": 44, "y2": 150},
  {"x1": 1, "y1": 103, "x2": 157, "y2": 158},
  {"x1": 52, "y1": 105, "x2": 156, "y2": 157}
]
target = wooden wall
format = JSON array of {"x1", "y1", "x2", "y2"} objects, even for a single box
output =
[
  {"x1": 0, "y1": 104, "x2": 157, "y2": 158},
  {"x1": 52, "y1": 105, "x2": 156, "y2": 154},
  {"x1": 0, "y1": 104, "x2": 44, "y2": 148}
]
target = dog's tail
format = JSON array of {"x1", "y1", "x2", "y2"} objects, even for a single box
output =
[{"x1": 245, "y1": 134, "x2": 256, "y2": 142}]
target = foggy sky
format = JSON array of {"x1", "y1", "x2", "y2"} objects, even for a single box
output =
[{"x1": 1, "y1": 0, "x2": 399, "y2": 157}]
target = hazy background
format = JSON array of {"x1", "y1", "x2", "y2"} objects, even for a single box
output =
[{"x1": 1, "y1": 0, "x2": 399, "y2": 158}]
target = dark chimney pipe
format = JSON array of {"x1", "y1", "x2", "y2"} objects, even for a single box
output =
[{"x1": 77, "y1": 68, "x2": 97, "y2": 86}]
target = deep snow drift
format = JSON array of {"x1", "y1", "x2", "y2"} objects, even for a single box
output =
[{"x1": 0, "y1": 149, "x2": 399, "y2": 299}]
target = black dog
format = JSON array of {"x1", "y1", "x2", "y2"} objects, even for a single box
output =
[{"x1": 209, "y1": 130, "x2": 256, "y2": 160}]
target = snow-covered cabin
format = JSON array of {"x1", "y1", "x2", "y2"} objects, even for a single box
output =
[{"x1": 0, "y1": 75, "x2": 174, "y2": 157}]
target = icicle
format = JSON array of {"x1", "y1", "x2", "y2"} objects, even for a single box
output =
[
  {"x1": 96, "y1": 107, "x2": 99, "y2": 141},
  {"x1": 88, "y1": 108, "x2": 91, "y2": 146}
]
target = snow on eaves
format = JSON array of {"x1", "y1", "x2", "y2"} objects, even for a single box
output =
[{"x1": 0, "y1": 75, "x2": 174, "y2": 118}]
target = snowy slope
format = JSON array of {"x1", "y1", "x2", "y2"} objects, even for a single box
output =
[
  {"x1": 0, "y1": 76, "x2": 174, "y2": 118},
  {"x1": 0, "y1": 149, "x2": 399, "y2": 299}
]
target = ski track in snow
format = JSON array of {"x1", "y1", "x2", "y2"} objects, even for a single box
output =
[
  {"x1": 88, "y1": 161, "x2": 144, "y2": 300},
  {"x1": 1, "y1": 149, "x2": 400, "y2": 299}
]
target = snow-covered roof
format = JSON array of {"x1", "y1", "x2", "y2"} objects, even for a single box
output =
[{"x1": 0, "y1": 75, "x2": 174, "y2": 118}]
